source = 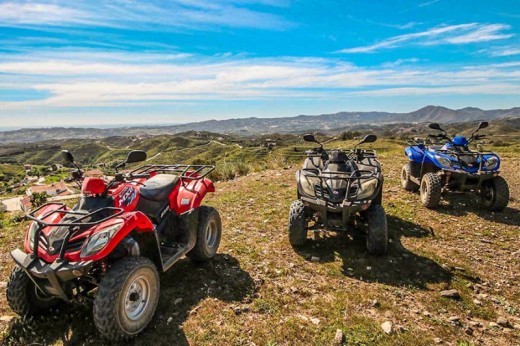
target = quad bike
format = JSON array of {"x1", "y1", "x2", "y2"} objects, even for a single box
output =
[
  {"x1": 6, "y1": 150, "x2": 222, "y2": 341},
  {"x1": 401, "y1": 121, "x2": 509, "y2": 211},
  {"x1": 288, "y1": 134, "x2": 388, "y2": 255}
]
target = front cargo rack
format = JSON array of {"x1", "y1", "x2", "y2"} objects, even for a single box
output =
[{"x1": 26, "y1": 203, "x2": 124, "y2": 258}]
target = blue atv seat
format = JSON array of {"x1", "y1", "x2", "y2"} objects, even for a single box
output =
[{"x1": 139, "y1": 174, "x2": 179, "y2": 202}]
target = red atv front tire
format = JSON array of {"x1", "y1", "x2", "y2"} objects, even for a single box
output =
[
  {"x1": 93, "y1": 256, "x2": 160, "y2": 341},
  {"x1": 6, "y1": 265, "x2": 61, "y2": 317}
]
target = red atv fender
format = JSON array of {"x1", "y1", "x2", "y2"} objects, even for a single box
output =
[
  {"x1": 171, "y1": 178, "x2": 215, "y2": 214},
  {"x1": 80, "y1": 211, "x2": 155, "y2": 262}
]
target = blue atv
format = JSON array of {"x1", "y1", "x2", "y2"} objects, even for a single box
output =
[{"x1": 401, "y1": 121, "x2": 509, "y2": 211}]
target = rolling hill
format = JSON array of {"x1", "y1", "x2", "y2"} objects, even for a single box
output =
[{"x1": 1, "y1": 106, "x2": 518, "y2": 143}]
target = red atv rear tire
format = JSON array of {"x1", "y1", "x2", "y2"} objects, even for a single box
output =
[{"x1": 187, "y1": 206, "x2": 222, "y2": 262}]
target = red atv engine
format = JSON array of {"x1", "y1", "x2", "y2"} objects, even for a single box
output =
[{"x1": 82, "y1": 177, "x2": 107, "y2": 196}]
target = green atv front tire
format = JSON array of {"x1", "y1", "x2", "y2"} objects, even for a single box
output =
[
  {"x1": 364, "y1": 205, "x2": 388, "y2": 255},
  {"x1": 288, "y1": 200, "x2": 308, "y2": 246}
]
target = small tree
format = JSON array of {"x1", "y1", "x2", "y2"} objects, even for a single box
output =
[{"x1": 30, "y1": 192, "x2": 48, "y2": 207}]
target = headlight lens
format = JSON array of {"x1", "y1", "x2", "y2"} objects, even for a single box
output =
[
  {"x1": 484, "y1": 157, "x2": 498, "y2": 170},
  {"x1": 80, "y1": 223, "x2": 123, "y2": 258},
  {"x1": 28, "y1": 221, "x2": 38, "y2": 250},
  {"x1": 435, "y1": 155, "x2": 452, "y2": 168},
  {"x1": 357, "y1": 178, "x2": 378, "y2": 200}
]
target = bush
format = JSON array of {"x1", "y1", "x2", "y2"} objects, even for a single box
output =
[{"x1": 30, "y1": 192, "x2": 48, "y2": 207}]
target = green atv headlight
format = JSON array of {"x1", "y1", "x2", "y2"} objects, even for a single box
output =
[
  {"x1": 80, "y1": 223, "x2": 123, "y2": 258},
  {"x1": 357, "y1": 178, "x2": 378, "y2": 200}
]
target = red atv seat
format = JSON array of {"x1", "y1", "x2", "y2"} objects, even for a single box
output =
[{"x1": 139, "y1": 174, "x2": 179, "y2": 202}]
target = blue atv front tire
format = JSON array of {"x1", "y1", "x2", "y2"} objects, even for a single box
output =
[
  {"x1": 481, "y1": 176, "x2": 509, "y2": 212},
  {"x1": 401, "y1": 164, "x2": 418, "y2": 191},
  {"x1": 420, "y1": 173, "x2": 442, "y2": 209}
]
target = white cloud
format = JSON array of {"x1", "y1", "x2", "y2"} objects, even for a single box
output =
[
  {"x1": 490, "y1": 48, "x2": 520, "y2": 57},
  {"x1": 339, "y1": 23, "x2": 514, "y2": 53},
  {"x1": 0, "y1": 0, "x2": 292, "y2": 30},
  {"x1": 0, "y1": 50, "x2": 518, "y2": 111}
]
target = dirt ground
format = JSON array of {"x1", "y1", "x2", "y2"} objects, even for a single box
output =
[{"x1": 0, "y1": 149, "x2": 519, "y2": 345}]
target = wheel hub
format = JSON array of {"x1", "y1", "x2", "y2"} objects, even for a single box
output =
[
  {"x1": 124, "y1": 276, "x2": 150, "y2": 321},
  {"x1": 205, "y1": 220, "x2": 217, "y2": 248}
]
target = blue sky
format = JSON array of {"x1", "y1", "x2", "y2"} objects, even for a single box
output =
[{"x1": 0, "y1": 0, "x2": 519, "y2": 127}]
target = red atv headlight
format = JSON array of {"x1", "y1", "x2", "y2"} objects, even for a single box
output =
[{"x1": 80, "y1": 223, "x2": 123, "y2": 258}]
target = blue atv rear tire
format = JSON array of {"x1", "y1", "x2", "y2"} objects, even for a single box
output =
[
  {"x1": 481, "y1": 176, "x2": 509, "y2": 212},
  {"x1": 420, "y1": 173, "x2": 442, "y2": 209}
]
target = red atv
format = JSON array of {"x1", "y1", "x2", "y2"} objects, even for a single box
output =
[{"x1": 6, "y1": 150, "x2": 222, "y2": 341}]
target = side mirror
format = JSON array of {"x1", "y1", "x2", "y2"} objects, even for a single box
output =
[
  {"x1": 303, "y1": 134, "x2": 317, "y2": 143},
  {"x1": 428, "y1": 123, "x2": 442, "y2": 131},
  {"x1": 61, "y1": 150, "x2": 74, "y2": 164},
  {"x1": 125, "y1": 150, "x2": 147, "y2": 164},
  {"x1": 360, "y1": 134, "x2": 377, "y2": 144},
  {"x1": 478, "y1": 121, "x2": 489, "y2": 130}
]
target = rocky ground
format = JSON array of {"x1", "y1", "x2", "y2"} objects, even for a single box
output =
[{"x1": 0, "y1": 148, "x2": 518, "y2": 345}]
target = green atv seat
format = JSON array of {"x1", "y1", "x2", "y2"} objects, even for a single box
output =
[{"x1": 140, "y1": 174, "x2": 179, "y2": 202}]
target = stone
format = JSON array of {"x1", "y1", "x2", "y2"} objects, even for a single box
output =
[
  {"x1": 433, "y1": 337, "x2": 443, "y2": 344},
  {"x1": 371, "y1": 299, "x2": 380, "y2": 308},
  {"x1": 167, "y1": 317, "x2": 173, "y2": 324},
  {"x1": 473, "y1": 299, "x2": 482, "y2": 306},
  {"x1": 496, "y1": 317, "x2": 511, "y2": 328},
  {"x1": 447, "y1": 316, "x2": 460, "y2": 324},
  {"x1": 310, "y1": 256, "x2": 320, "y2": 262},
  {"x1": 310, "y1": 317, "x2": 320, "y2": 325},
  {"x1": 173, "y1": 298, "x2": 183, "y2": 305},
  {"x1": 333, "y1": 329, "x2": 344, "y2": 345},
  {"x1": 465, "y1": 327, "x2": 473, "y2": 336},
  {"x1": 488, "y1": 322, "x2": 499, "y2": 329},
  {"x1": 0, "y1": 316, "x2": 14, "y2": 322},
  {"x1": 0, "y1": 282, "x2": 7, "y2": 289},
  {"x1": 381, "y1": 321, "x2": 393, "y2": 334},
  {"x1": 440, "y1": 289, "x2": 460, "y2": 299}
]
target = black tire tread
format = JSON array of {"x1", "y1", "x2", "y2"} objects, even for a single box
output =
[
  {"x1": 93, "y1": 256, "x2": 159, "y2": 341},
  {"x1": 420, "y1": 173, "x2": 442, "y2": 209},
  {"x1": 481, "y1": 176, "x2": 509, "y2": 212},
  {"x1": 364, "y1": 204, "x2": 388, "y2": 255},
  {"x1": 288, "y1": 200, "x2": 307, "y2": 246},
  {"x1": 187, "y1": 206, "x2": 222, "y2": 262},
  {"x1": 401, "y1": 163, "x2": 419, "y2": 191},
  {"x1": 6, "y1": 266, "x2": 31, "y2": 316},
  {"x1": 6, "y1": 266, "x2": 59, "y2": 317}
]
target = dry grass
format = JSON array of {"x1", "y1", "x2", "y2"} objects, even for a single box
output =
[{"x1": 0, "y1": 141, "x2": 519, "y2": 345}]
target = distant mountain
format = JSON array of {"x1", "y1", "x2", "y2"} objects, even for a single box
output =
[{"x1": 1, "y1": 106, "x2": 518, "y2": 143}]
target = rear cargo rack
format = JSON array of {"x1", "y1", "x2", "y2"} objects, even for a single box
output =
[
  {"x1": 129, "y1": 164, "x2": 215, "y2": 180},
  {"x1": 26, "y1": 203, "x2": 124, "y2": 258}
]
